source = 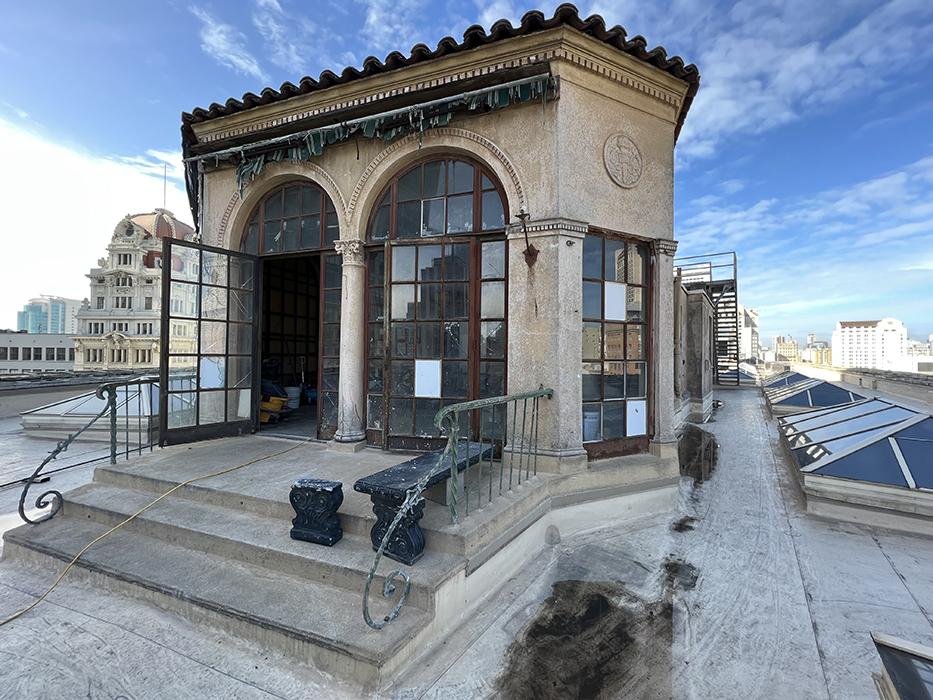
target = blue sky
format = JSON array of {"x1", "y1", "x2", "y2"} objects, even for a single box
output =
[{"x1": 1, "y1": 0, "x2": 931, "y2": 344}]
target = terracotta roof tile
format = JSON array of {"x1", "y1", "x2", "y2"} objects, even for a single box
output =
[{"x1": 180, "y1": 4, "x2": 699, "y2": 143}]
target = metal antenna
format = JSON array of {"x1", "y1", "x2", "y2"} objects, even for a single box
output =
[{"x1": 162, "y1": 164, "x2": 167, "y2": 209}]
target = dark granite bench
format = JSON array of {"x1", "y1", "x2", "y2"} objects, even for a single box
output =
[{"x1": 353, "y1": 441, "x2": 493, "y2": 565}]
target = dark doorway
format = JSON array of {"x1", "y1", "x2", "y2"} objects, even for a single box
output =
[{"x1": 259, "y1": 254, "x2": 323, "y2": 440}]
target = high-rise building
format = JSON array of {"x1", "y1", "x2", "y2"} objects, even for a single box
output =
[
  {"x1": 73, "y1": 210, "x2": 194, "y2": 371},
  {"x1": 831, "y1": 318, "x2": 908, "y2": 370},
  {"x1": 738, "y1": 305, "x2": 760, "y2": 361},
  {"x1": 772, "y1": 335, "x2": 800, "y2": 362},
  {"x1": 16, "y1": 295, "x2": 83, "y2": 334}
]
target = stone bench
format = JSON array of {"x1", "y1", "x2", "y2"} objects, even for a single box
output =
[
  {"x1": 289, "y1": 478, "x2": 343, "y2": 546},
  {"x1": 353, "y1": 441, "x2": 493, "y2": 565}
]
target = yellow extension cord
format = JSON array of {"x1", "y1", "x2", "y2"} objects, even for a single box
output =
[{"x1": 0, "y1": 439, "x2": 310, "y2": 628}]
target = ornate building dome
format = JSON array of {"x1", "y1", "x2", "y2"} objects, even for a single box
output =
[{"x1": 113, "y1": 209, "x2": 195, "y2": 242}]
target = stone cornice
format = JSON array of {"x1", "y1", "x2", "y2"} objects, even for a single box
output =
[
  {"x1": 507, "y1": 217, "x2": 589, "y2": 239},
  {"x1": 655, "y1": 239, "x2": 679, "y2": 256},
  {"x1": 193, "y1": 28, "x2": 686, "y2": 147}
]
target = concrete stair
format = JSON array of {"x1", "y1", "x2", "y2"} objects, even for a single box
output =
[
  {"x1": 59, "y1": 482, "x2": 464, "y2": 614},
  {"x1": 3, "y1": 437, "x2": 680, "y2": 688},
  {"x1": 3, "y1": 514, "x2": 430, "y2": 686}
]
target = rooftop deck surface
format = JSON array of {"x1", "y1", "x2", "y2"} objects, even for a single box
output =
[{"x1": 1, "y1": 388, "x2": 932, "y2": 697}]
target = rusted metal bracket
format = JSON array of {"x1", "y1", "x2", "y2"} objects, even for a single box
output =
[{"x1": 516, "y1": 209, "x2": 538, "y2": 267}]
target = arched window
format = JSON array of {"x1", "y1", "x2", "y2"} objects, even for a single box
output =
[
  {"x1": 364, "y1": 157, "x2": 508, "y2": 450},
  {"x1": 368, "y1": 158, "x2": 506, "y2": 240},
  {"x1": 240, "y1": 182, "x2": 339, "y2": 255},
  {"x1": 234, "y1": 180, "x2": 342, "y2": 440}
]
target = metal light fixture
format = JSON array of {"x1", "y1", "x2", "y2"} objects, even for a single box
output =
[{"x1": 516, "y1": 209, "x2": 538, "y2": 267}]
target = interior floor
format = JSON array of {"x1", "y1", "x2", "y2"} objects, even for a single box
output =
[{"x1": 260, "y1": 404, "x2": 319, "y2": 440}]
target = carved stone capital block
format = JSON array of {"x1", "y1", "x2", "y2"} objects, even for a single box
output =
[
  {"x1": 289, "y1": 478, "x2": 343, "y2": 546},
  {"x1": 369, "y1": 494, "x2": 426, "y2": 566}
]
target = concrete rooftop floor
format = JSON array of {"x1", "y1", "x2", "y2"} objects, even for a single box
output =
[{"x1": 1, "y1": 388, "x2": 932, "y2": 698}]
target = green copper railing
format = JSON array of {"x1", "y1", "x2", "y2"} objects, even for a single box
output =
[
  {"x1": 17, "y1": 376, "x2": 160, "y2": 525},
  {"x1": 363, "y1": 386, "x2": 552, "y2": 629},
  {"x1": 434, "y1": 386, "x2": 553, "y2": 524}
]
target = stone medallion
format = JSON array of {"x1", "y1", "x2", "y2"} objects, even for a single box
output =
[{"x1": 603, "y1": 133, "x2": 643, "y2": 189}]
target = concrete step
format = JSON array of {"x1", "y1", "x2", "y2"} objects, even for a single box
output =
[
  {"x1": 2, "y1": 515, "x2": 432, "y2": 687},
  {"x1": 91, "y1": 461, "x2": 556, "y2": 562},
  {"x1": 63, "y1": 482, "x2": 464, "y2": 614}
]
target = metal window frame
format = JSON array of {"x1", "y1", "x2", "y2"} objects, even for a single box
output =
[
  {"x1": 363, "y1": 155, "x2": 509, "y2": 450},
  {"x1": 580, "y1": 229, "x2": 652, "y2": 455}
]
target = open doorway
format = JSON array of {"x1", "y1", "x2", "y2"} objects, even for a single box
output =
[{"x1": 259, "y1": 254, "x2": 322, "y2": 439}]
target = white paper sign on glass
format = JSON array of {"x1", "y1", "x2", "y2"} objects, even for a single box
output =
[
  {"x1": 626, "y1": 399, "x2": 646, "y2": 436},
  {"x1": 414, "y1": 359, "x2": 442, "y2": 398},
  {"x1": 604, "y1": 281, "x2": 627, "y2": 321}
]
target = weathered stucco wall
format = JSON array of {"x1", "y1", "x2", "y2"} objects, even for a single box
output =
[{"x1": 189, "y1": 25, "x2": 690, "y2": 461}]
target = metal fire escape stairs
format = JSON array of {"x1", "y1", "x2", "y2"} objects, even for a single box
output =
[{"x1": 674, "y1": 252, "x2": 742, "y2": 386}]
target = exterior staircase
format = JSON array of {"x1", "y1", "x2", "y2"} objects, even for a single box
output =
[{"x1": 3, "y1": 436, "x2": 678, "y2": 689}]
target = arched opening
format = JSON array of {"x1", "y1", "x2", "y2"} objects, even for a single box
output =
[
  {"x1": 240, "y1": 180, "x2": 342, "y2": 439},
  {"x1": 362, "y1": 156, "x2": 509, "y2": 449},
  {"x1": 238, "y1": 181, "x2": 340, "y2": 255}
]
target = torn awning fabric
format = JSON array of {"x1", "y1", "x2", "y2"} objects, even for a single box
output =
[{"x1": 220, "y1": 74, "x2": 558, "y2": 198}]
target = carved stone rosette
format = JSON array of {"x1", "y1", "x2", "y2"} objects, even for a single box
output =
[
  {"x1": 334, "y1": 238, "x2": 365, "y2": 266},
  {"x1": 289, "y1": 478, "x2": 344, "y2": 546},
  {"x1": 604, "y1": 133, "x2": 643, "y2": 189}
]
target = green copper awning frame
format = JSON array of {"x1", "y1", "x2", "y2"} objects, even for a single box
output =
[{"x1": 183, "y1": 73, "x2": 558, "y2": 203}]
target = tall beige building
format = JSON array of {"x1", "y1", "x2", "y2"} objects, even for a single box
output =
[
  {"x1": 73, "y1": 210, "x2": 194, "y2": 371},
  {"x1": 831, "y1": 318, "x2": 907, "y2": 370}
]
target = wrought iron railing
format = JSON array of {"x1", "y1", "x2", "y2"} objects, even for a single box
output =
[
  {"x1": 363, "y1": 386, "x2": 552, "y2": 629},
  {"x1": 18, "y1": 376, "x2": 160, "y2": 525}
]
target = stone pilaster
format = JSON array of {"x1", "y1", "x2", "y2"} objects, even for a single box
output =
[
  {"x1": 332, "y1": 239, "x2": 366, "y2": 446},
  {"x1": 650, "y1": 238, "x2": 679, "y2": 459},
  {"x1": 506, "y1": 217, "x2": 588, "y2": 473}
]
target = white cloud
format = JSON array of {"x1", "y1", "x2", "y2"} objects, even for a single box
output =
[
  {"x1": 679, "y1": 154, "x2": 933, "y2": 339},
  {"x1": 252, "y1": 0, "x2": 313, "y2": 75},
  {"x1": 360, "y1": 0, "x2": 432, "y2": 54},
  {"x1": 190, "y1": 6, "x2": 268, "y2": 81},
  {"x1": 0, "y1": 118, "x2": 192, "y2": 329},
  {"x1": 587, "y1": 0, "x2": 933, "y2": 162},
  {"x1": 475, "y1": 0, "x2": 521, "y2": 27}
]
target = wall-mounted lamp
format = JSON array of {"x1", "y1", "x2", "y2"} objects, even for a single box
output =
[{"x1": 516, "y1": 209, "x2": 538, "y2": 267}]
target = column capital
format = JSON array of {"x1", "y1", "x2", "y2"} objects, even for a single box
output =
[
  {"x1": 654, "y1": 238, "x2": 679, "y2": 257},
  {"x1": 334, "y1": 239, "x2": 365, "y2": 266}
]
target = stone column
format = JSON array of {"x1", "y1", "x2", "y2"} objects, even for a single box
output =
[
  {"x1": 650, "y1": 238, "x2": 679, "y2": 459},
  {"x1": 332, "y1": 239, "x2": 366, "y2": 448},
  {"x1": 506, "y1": 217, "x2": 588, "y2": 474}
]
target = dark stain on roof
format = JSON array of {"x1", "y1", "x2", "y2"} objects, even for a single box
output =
[{"x1": 180, "y1": 3, "x2": 700, "y2": 144}]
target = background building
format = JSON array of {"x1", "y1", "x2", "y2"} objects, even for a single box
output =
[
  {"x1": 738, "y1": 304, "x2": 760, "y2": 361},
  {"x1": 16, "y1": 295, "x2": 83, "y2": 334},
  {"x1": 73, "y1": 209, "x2": 194, "y2": 372},
  {"x1": 0, "y1": 331, "x2": 75, "y2": 374},
  {"x1": 831, "y1": 318, "x2": 908, "y2": 370},
  {"x1": 773, "y1": 335, "x2": 800, "y2": 362},
  {"x1": 801, "y1": 334, "x2": 831, "y2": 364}
]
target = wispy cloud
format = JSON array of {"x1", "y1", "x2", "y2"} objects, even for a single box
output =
[
  {"x1": 475, "y1": 0, "x2": 522, "y2": 27},
  {"x1": 0, "y1": 118, "x2": 191, "y2": 327},
  {"x1": 679, "y1": 154, "x2": 933, "y2": 338},
  {"x1": 115, "y1": 149, "x2": 185, "y2": 182},
  {"x1": 587, "y1": 0, "x2": 933, "y2": 162},
  {"x1": 361, "y1": 0, "x2": 432, "y2": 54},
  {"x1": 190, "y1": 6, "x2": 268, "y2": 82},
  {"x1": 252, "y1": 0, "x2": 312, "y2": 75}
]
